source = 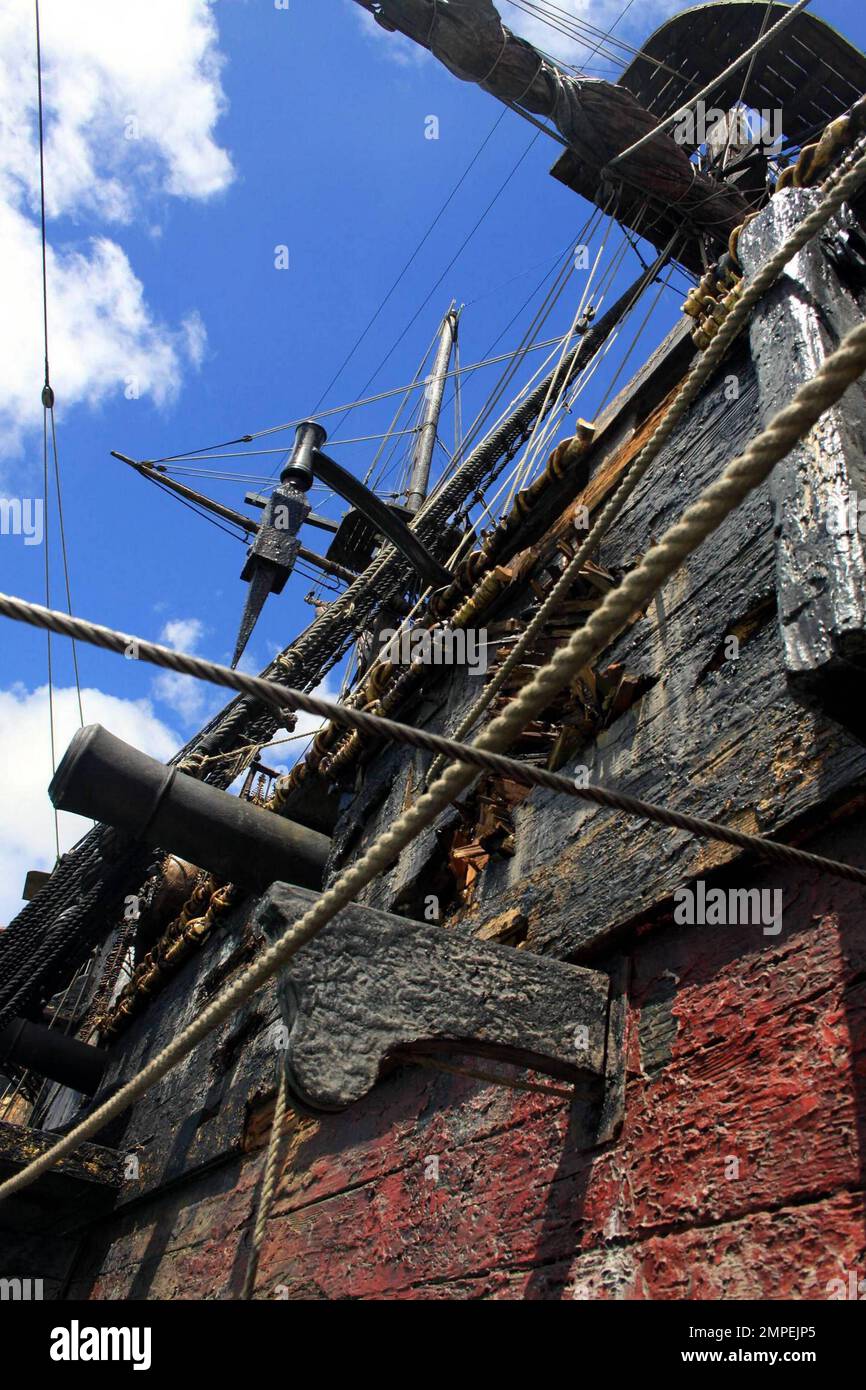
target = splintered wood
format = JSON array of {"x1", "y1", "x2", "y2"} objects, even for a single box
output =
[{"x1": 442, "y1": 564, "x2": 651, "y2": 909}]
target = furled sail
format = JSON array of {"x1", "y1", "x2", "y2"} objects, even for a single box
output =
[{"x1": 358, "y1": 0, "x2": 752, "y2": 262}]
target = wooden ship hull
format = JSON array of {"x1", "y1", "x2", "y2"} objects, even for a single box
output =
[{"x1": 3, "y1": 1, "x2": 866, "y2": 1302}]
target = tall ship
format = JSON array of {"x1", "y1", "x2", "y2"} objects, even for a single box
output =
[{"x1": 2, "y1": 0, "x2": 866, "y2": 1308}]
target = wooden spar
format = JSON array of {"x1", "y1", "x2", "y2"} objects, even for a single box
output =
[
  {"x1": 109, "y1": 453, "x2": 358, "y2": 585},
  {"x1": 354, "y1": 0, "x2": 751, "y2": 266},
  {"x1": 406, "y1": 306, "x2": 458, "y2": 513}
]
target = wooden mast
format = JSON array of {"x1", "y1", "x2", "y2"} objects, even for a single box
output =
[{"x1": 406, "y1": 306, "x2": 459, "y2": 513}]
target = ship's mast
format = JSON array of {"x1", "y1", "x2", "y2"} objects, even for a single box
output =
[{"x1": 406, "y1": 306, "x2": 459, "y2": 513}]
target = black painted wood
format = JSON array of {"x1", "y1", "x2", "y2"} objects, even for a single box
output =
[
  {"x1": 0, "y1": 1120, "x2": 122, "y2": 1236},
  {"x1": 331, "y1": 326, "x2": 866, "y2": 960},
  {"x1": 741, "y1": 189, "x2": 866, "y2": 740}
]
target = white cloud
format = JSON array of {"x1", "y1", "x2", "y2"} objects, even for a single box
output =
[
  {"x1": 497, "y1": 1, "x2": 684, "y2": 67},
  {"x1": 235, "y1": 675, "x2": 341, "y2": 787},
  {"x1": 352, "y1": 1, "x2": 681, "y2": 72},
  {"x1": 350, "y1": 2, "x2": 428, "y2": 66},
  {"x1": 160, "y1": 617, "x2": 205, "y2": 651},
  {"x1": 0, "y1": 683, "x2": 180, "y2": 927},
  {"x1": 181, "y1": 311, "x2": 208, "y2": 370},
  {"x1": 268, "y1": 675, "x2": 341, "y2": 778},
  {"x1": 223, "y1": 675, "x2": 341, "y2": 796},
  {"x1": 0, "y1": 0, "x2": 233, "y2": 454},
  {"x1": 0, "y1": 0, "x2": 232, "y2": 221},
  {"x1": 280, "y1": 677, "x2": 339, "y2": 765},
  {"x1": 0, "y1": 205, "x2": 210, "y2": 450},
  {"x1": 151, "y1": 616, "x2": 209, "y2": 724}
]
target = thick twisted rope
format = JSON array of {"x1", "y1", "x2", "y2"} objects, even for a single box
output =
[
  {"x1": 1, "y1": 294, "x2": 865, "y2": 1207},
  {"x1": 422, "y1": 134, "x2": 866, "y2": 785},
  {"x1": 0, "y1": 592, "x2": 863, "y2": 885},
  {"x1": 241, "y1": 1068, "x2": 287, "y2": 1300}
]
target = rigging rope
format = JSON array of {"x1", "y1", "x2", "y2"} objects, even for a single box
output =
[
  {"x1": 33, "y1": 0, "x2": 84, "y2": 784},
  {"x1": 477, "y1": 211, "x2": 660, "y2": 526},
  {"x1": 576, "y1": 0, "x2": 637, "y2": 71},
  {"x1": 49, "y1": 411, "x2": 84, "y2": 728},
  {"x1": 310, "y1": 108, "x2": 507, "y2": 414},
  {"x1": 506, "y1": 0, "x2": 694, "y2": 84},
  {"x1": 717, "y1": 0, "x2": 775, "y2": 173},
  {"x1": 430, "y1": 204, "x2": 607, "y2": 493},
  {"x1": 502, "y1": 206, "x2": 658, "y2": 502},
  {"x1": 148, "y1": 234, "x2": 596, "y2": 467},
  {"x1": 341, "y1": 130, "x2": 541, "y2": 429},
  {"x1": 34, "y1": 0, "x2": 49, "y2": 397},
  {"x1": 362, "y1": 319, "x2": 444, "y2": 489},
  {"x1": 34, "y1": 0, "x2": 63, "y2": 856},
  {"x1": 3, "y1": 131, "x2": 861, "y2": 1057},
  {"x1": 155, "y1": 240, "x2": 746, "y2": 789},
  {"x1": 240, "y1": 1067, "x2": 287, "y2": 1300},
  {"x1": 41, "y1": 409, "x2": 59, "y2": 861},
  {"x1": 507, "y1": 0, "x2": 631, "y2": 74},
  {"x1": 588, "y1": 244, "x2": 685, "y2": 417},
  {"x1": 502, "y1": 205, "x2": 619, "y2": 508},
  {"x1": 2, "y1": 588, "x2": 866, "y2": 881}
]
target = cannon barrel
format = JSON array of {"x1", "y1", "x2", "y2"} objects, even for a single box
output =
[
  {"x1": 0, "y1": 1016, "x2": 107, "y2": 1095},
  {"x1": 49, "y1": 725, "x2": 330, "y2": 892}
]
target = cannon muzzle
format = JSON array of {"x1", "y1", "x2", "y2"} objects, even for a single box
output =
[
  {"x1": 49, "y1": 725, "x2": 330, "y2": 892},
  {"x1": 0, "y1": 1017, "x2": 107, "y2": 1095}
]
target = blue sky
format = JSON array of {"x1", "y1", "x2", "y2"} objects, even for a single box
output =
[{"x1": 0, "y1": 0, "x2": 864, "y2": 921}]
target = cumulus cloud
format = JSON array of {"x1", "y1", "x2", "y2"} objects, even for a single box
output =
[
  {"x1": 0, "y1": 683, "x2": 180, "y2": 927},
  {"x1": 232, "y1": 676, "x2": 341, "y2": 795},
  {"x1": 160, "y1": 617, "x2": 205, "y2": 651},
  {"x1": 0, "y1": 660, "x2": 337, "y2": 921},
  {"x1": 0, "y1": 0, "x2": 233, "y2": 452},
  {"x1": 0, "y1": 206, "x2": 210, "y2": 449},
  {"x1": 276, "y1": 676, "x2": 340, "y2": 769},
  {"x1": 151, "y1": 616, "x2": 209, "y2": 724},
  {"x1": 350, "y1": 2, "x2": 429, "y2": 66}
]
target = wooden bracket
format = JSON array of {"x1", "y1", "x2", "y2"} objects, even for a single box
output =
[{"x1": 255, "y1": 883, "x2": 618, "y2": 1114}]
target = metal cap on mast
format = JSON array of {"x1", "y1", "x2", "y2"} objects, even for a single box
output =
[{"x1": 230, "y1": 422, "x2": 318, "y2": 668}]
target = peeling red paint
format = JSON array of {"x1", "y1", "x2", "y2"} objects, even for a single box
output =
[{"x1": 66, "y1": 829, "x2": 866, "y2": 1302}]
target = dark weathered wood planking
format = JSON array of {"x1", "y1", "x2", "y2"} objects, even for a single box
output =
[
  {"x1": 88, "y1": 897, "x2": 284, "y2": 1207},
  {"x1": 743, "y1": 190, "x2": 866, "y2": 736},
  {"x1": 499, "y1": 616, "x2": 866, "y2": 959},
  {"x1": 0, "y1": 1120, "x2": 122, "y2": 1192},
  {"x1": 0, "y1": 1120, "x2": 124, "y2": 1295},
  {"x1": 330, "y1": 339, "x2": 866, "y2": 957}
]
